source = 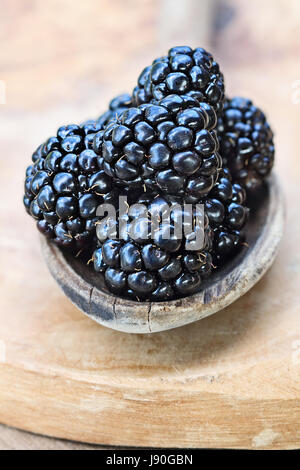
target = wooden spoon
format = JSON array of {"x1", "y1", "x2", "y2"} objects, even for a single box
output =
[{"x1": 41, "y1": 174, "x2": 284, "y2": 333}]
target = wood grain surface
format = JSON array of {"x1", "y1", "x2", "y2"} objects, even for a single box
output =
[{"x1": 0, "y1": 0, "x2": 300, "y2": 450}]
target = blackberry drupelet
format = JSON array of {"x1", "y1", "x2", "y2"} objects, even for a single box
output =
[
  {"x1": 132, "y1": 46, "x2": 225, "y2": 115},
  {"x1": 217, "y1": 97, "x2": 274, "y2": 191},
  {"x1": 209, "y1": 168, "x2": 249, "y2": 261},
  {"x1": 94, "y1": 94, "x2": 222, "y2": 201},
  {"x1": 109, "y1": 93, "x2": 133, "y2": 112},
  {"x1": 93, "y1": 194, "x2": 214, "y2": 301}
]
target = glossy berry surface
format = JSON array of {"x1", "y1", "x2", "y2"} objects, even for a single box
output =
[
  {"x1": 95, "y1": 94, "x2": 222, "y2": 201},
  {"x1": 93, "y1": 194, "x2": 214, "y2": 301},
  {"x1": 83, "y1": 93, "x2": 132, "y2": 153},
  {"x1": 24, "y1": 135, "x2": 112, "y2": 249},
  {"x1": 132, "y1": 46, "x2": 225, "y2": 115},
  {"x1": 217, "y1": 97, "x2": 274, "y2": 191},
  {"x1": 210, "y1": 168, "x2": 249, "y2": 260}
]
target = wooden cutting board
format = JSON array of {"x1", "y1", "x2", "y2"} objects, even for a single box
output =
[
  {"x1": 0, "y1": 178, "x2": 299, "y2": 449},
  {"x1": 0, "y1": 0, "x2": 300, "y2": 450}
]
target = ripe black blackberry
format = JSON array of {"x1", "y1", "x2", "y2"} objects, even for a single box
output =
[
  {"x1": 132, "y1": 46, "x2": 225, "y2": 115},
  {"x1": 24, "y1": 129, "x2": 114, "y2": 249},
  {"x1": 209, "y1": 168, "x2": 249, "y2": 261},
  {"x1": 93, "y1": 194, "x2": 214, "y2": 301},
  {"x1": 217, "y1": 97, "x2": 274, "y2": 191},
  {"x1": 24, "y1": 94, "x2": 133, "y2": 249},
  {"x1": 94, "y1": 94, "x2": 222, "y2": 201}
]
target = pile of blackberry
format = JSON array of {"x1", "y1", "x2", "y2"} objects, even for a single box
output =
[{"x1": 23, "y1": 46, "x2": 274, "y2": 302}]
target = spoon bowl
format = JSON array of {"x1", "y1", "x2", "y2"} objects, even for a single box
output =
[{"x1": 41, "y1": 174, "x2": 284, "y2": 333}]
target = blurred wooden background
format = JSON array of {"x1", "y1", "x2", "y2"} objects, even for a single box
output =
[{"x1": 0, "y1": 0, "x2": 300, "y2": 450}]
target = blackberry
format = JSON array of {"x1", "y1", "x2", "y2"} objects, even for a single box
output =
[
  {"x1": 95, "y1": 94, "x2": 222, "y2": 201},
  {"x1": 24, "y1": 130, "x2": 114, "y2": 249},
  {"x1": 24, "y1": 94, "x2": 133, "y2": 249},
  {"x1": 93, "y1": 194, "x2": 214, "y2": 301},
  {"x1": 132, "y1": 46, "x2": 225, "y2": 115},
  {"x1": 209, "y1": 168, "x2": 249, "y2": 261},
  {"x1": 217, "y1": 97, "x2": 274, "y2": 191}
]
